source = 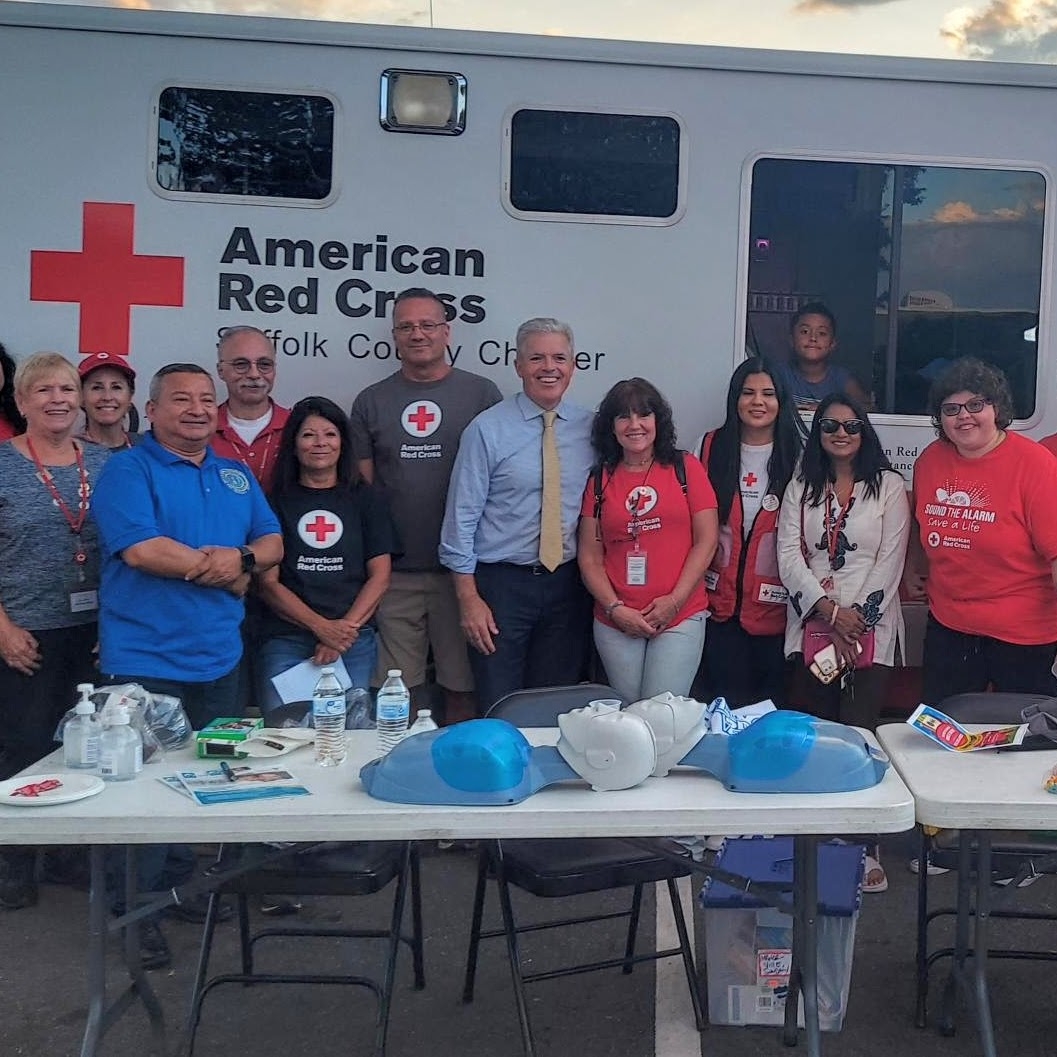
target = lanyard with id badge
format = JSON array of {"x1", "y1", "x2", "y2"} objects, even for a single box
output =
[
  {"x1": 625, "y1": 476, "x2": 653, "y2": 587},
  {"x1": 27, "y1": 438, "x2": 99, "y2": 615}
]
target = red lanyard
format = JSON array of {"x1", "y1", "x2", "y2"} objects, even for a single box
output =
[
  {"x1": 26, "y1": 437, "x2": 90, "y2": 557},
  {"x1": 224, "y1": 422, "x2": 275, "y2": 483},
  {"x1": 824, "y1": 484, "x2": 855, "y2": 565}
]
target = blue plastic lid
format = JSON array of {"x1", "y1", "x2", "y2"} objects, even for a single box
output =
[{"x1": 700, "y1": 837, "x2": 864, "y2": 916}]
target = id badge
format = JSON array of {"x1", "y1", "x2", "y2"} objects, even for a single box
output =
[
  {"x1": 626, "y1": 552, "x2": 647, "y2": 586},
  {"x1": 69, "y1": 589, "x2": 99, "y2": 614}
]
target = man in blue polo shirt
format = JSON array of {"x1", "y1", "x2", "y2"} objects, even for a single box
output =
[
  {"x1": 94, "y1": 362, "x2": 282, "y2": 720},
  {"x1": 92, "y1": 362, "x2": 282, "y2": 968}
]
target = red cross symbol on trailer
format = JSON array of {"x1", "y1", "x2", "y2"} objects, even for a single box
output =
[
  {"x1": 298, "y1": 509, "x2": 344, "y2": 550},
  {"x1": 742, "y1": 472, "x2": 758, "y2": 488},
  {"x1": 402, "y1": 399, "x2": 442, "y2": 439},
  {"x1": 30, "y1": 202, "x2": 185, "y2": 356}
]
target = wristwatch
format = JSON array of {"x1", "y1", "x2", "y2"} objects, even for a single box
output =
[{"x1": 238, "y1": 545, "x2": 256, "y2": 574}]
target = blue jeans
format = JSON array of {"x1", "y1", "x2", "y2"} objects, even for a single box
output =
[
  {"x1": 256, "y1": 626, "x2": 377, "y2": 722},
  {"x1": 593, "y1": 613, "x2": 707, "y2": 704}
]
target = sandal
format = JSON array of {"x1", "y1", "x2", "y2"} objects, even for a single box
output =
[{"x1": 863, "y1": 854, "x2": 888, "y2": 893}]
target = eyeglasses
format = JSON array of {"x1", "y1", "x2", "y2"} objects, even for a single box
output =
[
  {"x1": 939, "y1": 397, "x2": 992, "y2": 417},
  {"x1": 393, "y1": 321, "x2": 447, "y2": 335},
  {"x1": 819, "y1": 418, "x2": 864, "y2": 436},
  {"x1": 220, "y1": 358, "x2": 275, "y2": 374}
]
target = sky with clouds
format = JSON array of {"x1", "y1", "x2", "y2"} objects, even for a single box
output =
[{"x1": 16, "y1": 0, "x2": 1057, "y2": 63}]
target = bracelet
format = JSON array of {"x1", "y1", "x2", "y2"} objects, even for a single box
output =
[
  {"x1": 605, "y1": 599, "x2": 625, "y2": 618},
  {"x1": 829, "y1": 602, "x2": 840, "y2": 626}
]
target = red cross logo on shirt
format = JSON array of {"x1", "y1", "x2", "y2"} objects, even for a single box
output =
[
  {"x1": 743, "y1": 472, "x2": 759, "y2": 488},
  {"x1": 401, "y1": 399, "x2": 442, "y2": 439},
  {"x1": 306, "y1": 515, "x2": 337, "y2": 543},
  {"x1": 30, "y1": 202, "x2": 185, "y2": 356},
  {"x1": 298, "y1": 509, "x2": 344, "y2": 551}
]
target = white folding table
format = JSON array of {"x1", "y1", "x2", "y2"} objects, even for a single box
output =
[
  {"x1": 3, "y1": 729, "x2": 914, "y2": 1057},
  {"x1": 877, "y1": 723, "x2": 1057, "y2": 1057}
]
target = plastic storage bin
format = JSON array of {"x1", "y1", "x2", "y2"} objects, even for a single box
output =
[{"x1": 700, "y1": 837, "x2": 864, "y2": 1031}]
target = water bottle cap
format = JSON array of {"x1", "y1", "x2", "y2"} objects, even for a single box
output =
[
  {"x1": 387, "y1": 669, "x2": 402, "y2": 678},
  {"x1": 111, "y1": 704, "x2": 131, "y2": 724},
  {"x1": 321, "y1": 667, "x2": 335, "y2": 675},
  {"x1": 77, "y1": 683, "x2": 95, "y2": 694},
  {"x1": 417, "y1": 710, "x2": 432, "y2": 718}
]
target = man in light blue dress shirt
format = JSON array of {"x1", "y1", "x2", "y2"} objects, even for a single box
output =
[{"x1": 439, "y1": 318, "x2": 595, "y2": 711}]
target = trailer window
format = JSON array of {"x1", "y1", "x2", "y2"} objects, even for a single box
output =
[
  {"x1": 745, "y1": 158, "x2": 1045, "y2": 419},
  {"x1": 504, "y1": 109, "x2": 683, "y2": 223},
  {"x1": 153, "y1": 87, "x2": 335, "y2": 203}
]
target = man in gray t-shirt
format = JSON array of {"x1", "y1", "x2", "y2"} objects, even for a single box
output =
[{"x1": 350, "y1": 287, "x2": 501, "y2": 723}]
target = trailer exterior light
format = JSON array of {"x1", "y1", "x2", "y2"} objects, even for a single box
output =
[{"x1": 380, "y1": 70, "x2": 467, "y2": 134}]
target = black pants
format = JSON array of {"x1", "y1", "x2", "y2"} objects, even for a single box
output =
[
  {"x1": 789, "y1": 660, "x2": 892, "y2": 732},
  {"x1": 921, "y1": 614, "x2": 1057, "y2": 706},
  {"x1": 0, "y1": 623, "x2": 97, "y2": 780},
  {"x1": 469, "y1": 561, "x2": 591, "y2": 713},
  {"x1": 696, "y1": 618, "x2": 787, "y2": 709}
]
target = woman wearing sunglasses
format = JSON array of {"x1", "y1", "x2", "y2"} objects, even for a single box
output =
[
  {"x1": 906, "y1": 358, "x2": 1057, "y2": 704},
  {"x1": 777, "y1": 394, "x2": 909, "y2": 892}
]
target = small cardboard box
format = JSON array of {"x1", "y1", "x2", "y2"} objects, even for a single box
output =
[
  {"x1": 195, "y1": 716, "x2": 263, "y2": 759},
  {"x1": 700, "y1": 837, "x2": 864, "y2": 1032}
]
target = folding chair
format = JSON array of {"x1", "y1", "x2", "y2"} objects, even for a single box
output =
[
  {"x1": 915, "y1": 692, "x2": 1057, "y2": 1033},
  {"x1": 185, "y1": 841, "x2": 424, "y2": 1057},
  {"x1": 463, "y1": 684, "x2": 705, "y2": 1057}
]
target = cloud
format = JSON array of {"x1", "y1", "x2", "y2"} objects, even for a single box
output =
[
  {"x1": 942, "y1": 1, "x2": 1057, "y2": 61},
  {"x1": 928, "y1": 199, "x2": 1030, "y2": 223},
  {"x1": 793, "y1": 0, "x2": 903, "y2": 12}
]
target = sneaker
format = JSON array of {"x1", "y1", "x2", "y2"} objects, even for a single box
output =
[
  {"x1": 908, "y1": 855, "x2": 950, "y2": 876},
  {"x1": 138, "y1": 919, "x2": 172, "y2": 971},
  {"x1": 161, "y1": 892, "x2": 234, "y2": 924},
  {"x1": 259, "y1": 894, "x2": 302, "y2": 917}
]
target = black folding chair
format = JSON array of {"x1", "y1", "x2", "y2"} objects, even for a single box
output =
[
  {"x1": 463, "y1": 684, "x2": 705, "y2": 1057},
  {"x1": 915, "y1": 692, "x2": 1057, "y2": 1033},
  {"x1": 185, "y1": 841, "x2": 424, "y2": 1057}
]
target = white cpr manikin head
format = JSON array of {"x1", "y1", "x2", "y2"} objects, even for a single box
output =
[
  {"x1": 625, "y1": 694, "x2": 710, "y2": 776},
  {"x1": 555, "y1": 702, "x2": 657, "y2": 791}
]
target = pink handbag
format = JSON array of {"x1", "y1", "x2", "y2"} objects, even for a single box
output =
[{"x1": 803, "y1": 618, "x2": 875, "y2": 670}]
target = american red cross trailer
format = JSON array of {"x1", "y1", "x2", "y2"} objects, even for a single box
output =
[{"x1": 2, "y1": 0, "x2": 1056, "y2": 473}]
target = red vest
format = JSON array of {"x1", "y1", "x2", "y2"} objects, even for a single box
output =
[{"x1": 701, "y1": 431, "x2": 786, "y2": 636}]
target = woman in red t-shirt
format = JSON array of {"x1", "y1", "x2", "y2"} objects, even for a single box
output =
[
  {"x1": 906, "y1": 358, "x2": 1057, "y2": 703},
  {"x1": 578, "y1": 378, "x2": 718, "y2": 704}
]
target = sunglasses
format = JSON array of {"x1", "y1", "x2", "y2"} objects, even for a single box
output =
[
  {"x1": 819, "y1": 418, "x2": 864, "y2": 436},
  {"x1": 939, "y1": 397, "x2": 992, "y2": 417}
]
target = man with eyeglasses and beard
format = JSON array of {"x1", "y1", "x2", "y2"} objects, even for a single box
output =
[
  {"x1": 351, "y1": 288, "x2": 502, "y2": 724},
  {"x1": 212, "y1": 326, "x2": 290, "y2": 493}
]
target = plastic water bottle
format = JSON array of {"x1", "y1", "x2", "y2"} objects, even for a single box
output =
[
  {"x1": 407, "y1": 709, "x2": 438, "y2": 735},
  {"x1": 98, "y1": 704, "x2": 142, "y2": 781},
  {"x1": 312, "y1": 667, "x2": 347, "y2": 766},
  {"x1": 376, "y1": 669, "x2": 410, "y2": 754},
  {"x1": 64, "y1": 683, "x2": 101, "y2": 770}
]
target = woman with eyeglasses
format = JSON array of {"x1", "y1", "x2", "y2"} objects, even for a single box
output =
[
  {"x1": 577, "y1": 378, "x2": 718, "y2": 704},
  {"x1": 777, "y1": 395, "x2": 908, "y2": 892},
  {"x1": 905, "y1": 358, "x2": 1057, "y2": 704},
  {"x1": 777, "y1": 394, "x2": 910, "y2": 724}
]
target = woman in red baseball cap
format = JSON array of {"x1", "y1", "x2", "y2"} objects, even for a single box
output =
[{"x1": 78, "y1": 352, "x2": 139, "y2": 451}]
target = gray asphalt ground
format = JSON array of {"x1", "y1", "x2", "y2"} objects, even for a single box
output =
[{"x1": 3, "y1": 830, "x2": 1057, "y2": 1057}]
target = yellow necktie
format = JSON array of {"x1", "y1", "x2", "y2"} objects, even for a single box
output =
[{"x1": 539, "y1": 409, "x2": 563, "y2": 571}]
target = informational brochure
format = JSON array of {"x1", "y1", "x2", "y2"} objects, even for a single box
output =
[
  {"x1": 906, "y1": 703, "x2": 1028, "y2": 752},
  {"x1": 173, "y1": 765, "x2": 312, "y2": 806}
]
